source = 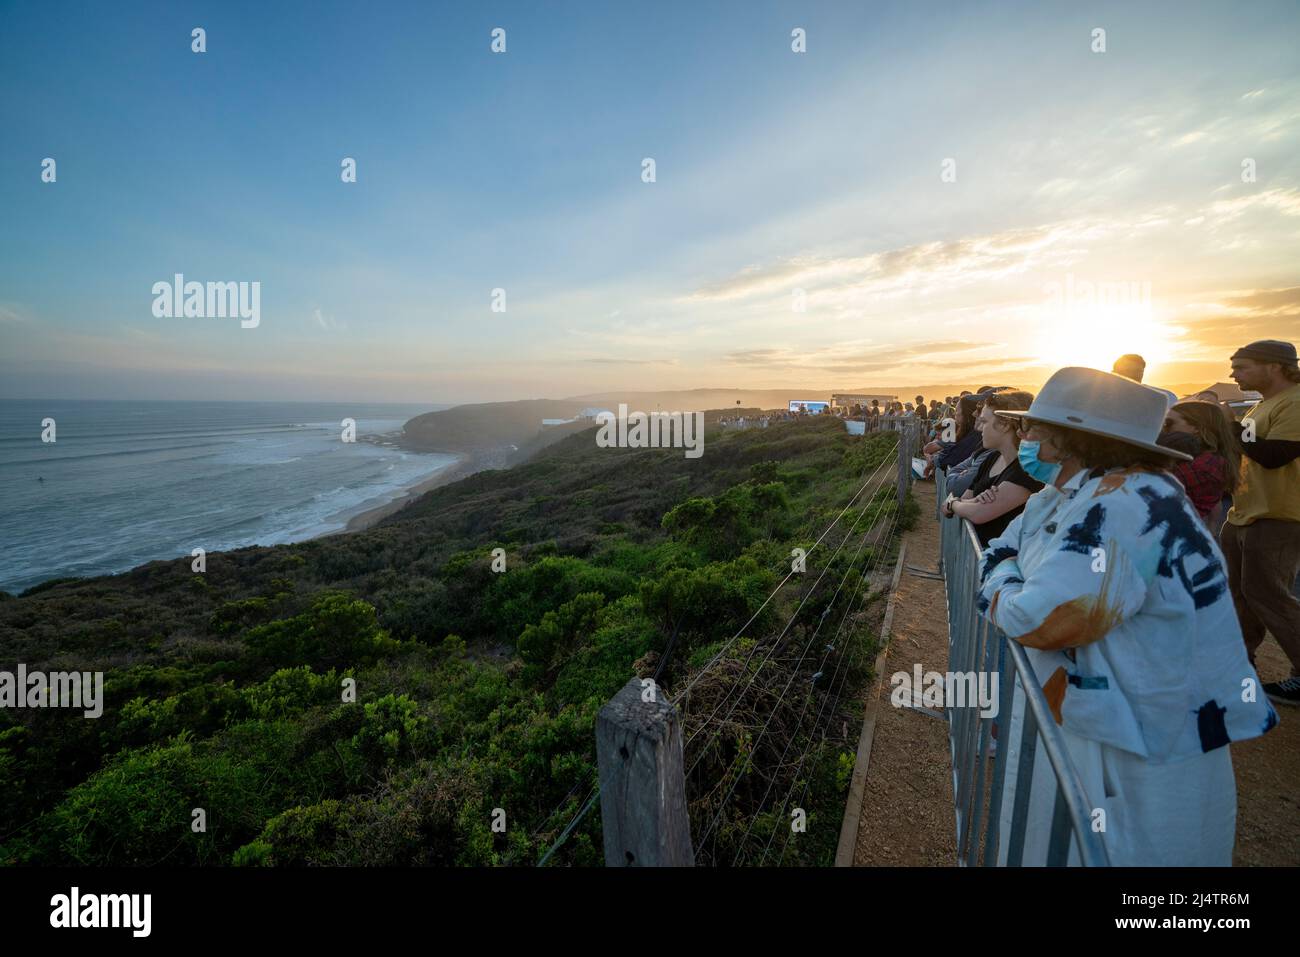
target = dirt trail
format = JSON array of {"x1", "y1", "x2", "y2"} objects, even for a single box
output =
[
  {"x1": 850, "y1": 479, "x2": 1299, "y2": 866},
  {"x1": 852, "y1": 480, "x2": 956, "y2": 865},
  {"x1": 1232, "y1": 630, "x2": 1299, "y2": 865}
]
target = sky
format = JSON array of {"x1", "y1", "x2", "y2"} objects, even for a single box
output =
[{"x1": 1, "y1": 0, "x2": 1298, "y2": 403}]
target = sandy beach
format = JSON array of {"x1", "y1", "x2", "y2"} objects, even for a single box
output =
[{"x1": 310, "y1": 452, "x2": 479, "y2": 538}]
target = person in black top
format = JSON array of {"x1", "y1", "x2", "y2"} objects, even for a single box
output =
[
  {"x1": 942, "y1": 390, "x2": 1042, "y2": 546},
  {"x1": 931, "y1": 393, "x2": 982, "y2": 472}
]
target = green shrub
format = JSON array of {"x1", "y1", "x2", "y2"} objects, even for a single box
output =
[
  {"x1": 246, "y1": 591, "x2": 396, "y2": 668},
  {"x1": 242, "y1": 666, "x2": 348, "y2": 719}
]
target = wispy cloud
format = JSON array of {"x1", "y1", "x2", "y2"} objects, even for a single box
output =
[
  {"x1": 312, "y1": 308, "x2": 347, "y2": 332},
  {"x1": 0, "y1": 303, "x2": 31, "y2": 324}
]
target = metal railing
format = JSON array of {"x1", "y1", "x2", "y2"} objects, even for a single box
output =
[{"x1": 934, "y1": 468, "x2": 1110, "y2": 866}]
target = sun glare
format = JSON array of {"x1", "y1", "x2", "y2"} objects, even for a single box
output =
[{"x1": 1034, "y1": 304, "x2": 1174, "y2": 378}]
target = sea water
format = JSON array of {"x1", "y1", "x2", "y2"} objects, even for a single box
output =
[{"x1": 0, "y1": 399, "x2": 454, "y2": 594}]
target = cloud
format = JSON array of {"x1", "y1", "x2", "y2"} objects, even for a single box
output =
[
  {"x1": 579, "y1": 357, "x2": 678, "y2": 365},
  {"x1": 681, "y1": 221, "x2": 1112, "y2": 306},
  {"x1": 312, "y1": 308, "x2": 346, "y2": 332},
  {"x1": 1205, "y1": 188, "x2": 1300, "y2": 222},
  {"x1": 1169, "y1": 286, "x2": 1300, "y2": 354},
  {"x1": 722, "y1": 340, "x2": 1026, "y2": 376}
]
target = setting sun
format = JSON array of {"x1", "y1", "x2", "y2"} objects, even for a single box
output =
[{"x1": 1033, "y1": 304, "x2": 1176, "y2": 380}]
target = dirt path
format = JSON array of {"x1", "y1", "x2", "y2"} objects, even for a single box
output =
[
  {"x1": 850, "y1": 478, "x2": 1299, "y2": 867},
  {"x1": 851, "y1": 480, "x2": 957, "y2": 865},
  {"x1": 1232, "y1": 631, "x2": 1300, "y2": 865}
]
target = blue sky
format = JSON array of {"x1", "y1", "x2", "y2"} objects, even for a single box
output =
[{"x1": 2, "y1": 0, "x2": 1298, "y2": 401}]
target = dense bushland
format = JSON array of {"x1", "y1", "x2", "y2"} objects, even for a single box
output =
[{"x1": 0, "y1": 418, "x2": 914, "y2": 866}]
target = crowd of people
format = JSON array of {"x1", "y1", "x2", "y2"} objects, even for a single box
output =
[
  {"x1": 719, "y1": 399, "x2": 950, "y2": 427},
  {"x1": 717, "y1": 406, "x2": 838, "y2": 429},
  {"x1": 924, "y1": 340, "x2": 1299, "y2": 866}
]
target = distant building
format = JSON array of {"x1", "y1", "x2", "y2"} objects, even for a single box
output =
[
  {"x1": 542, "y1": 408, "x2": 613, "y2": 429},
  {"x1": 832, "y1": 393, "x2": 897, "y2": 410},
  {"x1": 1189, "y1": 381, "x2": 1262, "y2": 419},
  {"x1": 789, "y1": 400, "x2": 831, "y2": 414}
]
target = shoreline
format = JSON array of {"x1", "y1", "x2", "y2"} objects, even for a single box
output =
[
  {"x1": 316, "y1": 448, "x2": 507, "y2": 538},
  {"x1": 312, "y1": 453, "x2": 472, "y2": 538}
]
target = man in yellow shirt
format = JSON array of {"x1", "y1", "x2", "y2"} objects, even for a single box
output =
[{"x1": 1222, "y1": 339, "x2": 1300, "y2": 705}]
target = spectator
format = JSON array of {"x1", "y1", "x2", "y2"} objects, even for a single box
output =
[
  {"x1": 1113, "y1": 353, "x2": 1178, "y2": 407},
  {"x1": 1221, "y1": 339, "x2": 1300, "y2": 705},
  {"x1": 934, "y1": 394, "x2": 984, "y2": 472},
  {"x1": 943, "y1": 391, "x2": 1041, "y2": 546},
  {"x1": 1111, "y1": 354, "x2": 1146, "y2": 382},
  {"x1": 979, "y1": 366, "x2": 1277, "y2": 865},
  {"x1": 937, "y1": 392, "x2": 997, "y2": 493},
  {"x1": 1158, "y1": 400, "x2": 1239, "y2": 530}
]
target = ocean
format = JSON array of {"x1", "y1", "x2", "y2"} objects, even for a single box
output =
[{"x1": 0, "y1": 399, "x2": 455, "y2": 594}]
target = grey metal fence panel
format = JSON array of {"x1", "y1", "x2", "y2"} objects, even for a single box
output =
[{"x1": 938, "y1": 505, "x2": 1110, "y2": 867}]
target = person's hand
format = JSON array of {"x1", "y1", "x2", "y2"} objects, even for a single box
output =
[
  {"x1": 973, "y1": 487, "x2": 998, "y2": 505},
  {"x1": 960, "y1": 489, "x2": 975, "y2": 501}
]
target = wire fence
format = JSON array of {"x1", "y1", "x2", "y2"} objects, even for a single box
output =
[{"x1": 540, "y1": 419, "x2": 921, "y2": 867}]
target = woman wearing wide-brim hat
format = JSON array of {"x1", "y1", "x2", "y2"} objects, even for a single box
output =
[{"x1": 977, "y1": 367, "x2": 1279, "y2": 866}]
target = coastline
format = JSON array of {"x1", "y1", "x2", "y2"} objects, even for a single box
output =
[
  {"x1": 312, "y1": 452, "x2": 474, "y2": 537},
  {"x1": 317, "y1": 446, "x2": 514, "y2": 537}
]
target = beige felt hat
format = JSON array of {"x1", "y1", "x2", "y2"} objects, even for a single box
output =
[{"x1": 994, "y1": 366, "x2": 1192, "y2": 461}]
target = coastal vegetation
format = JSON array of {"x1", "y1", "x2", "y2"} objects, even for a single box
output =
[{"x1": 0, "y1": 417, "x2": 914, "y2": 866}]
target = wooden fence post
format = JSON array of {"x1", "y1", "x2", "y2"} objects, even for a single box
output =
[{"x1": 596, "y1": 677, "x2": 695, "y2": 866}]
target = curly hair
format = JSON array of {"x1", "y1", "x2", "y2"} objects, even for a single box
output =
[{"x1": 1031, "y1": 420, "x2": 1178, "y2": 472}]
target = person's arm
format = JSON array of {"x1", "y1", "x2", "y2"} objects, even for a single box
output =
[
  {"x1": 1238, "y1": 436, "x2": 1300, "y2": 468},
  {"x1": 950, "y1": 481, "x2": 1030, "y2": 525},
  {"x1": 1233, "y1": 409, "x2": 1300, "y2": 468},
  {"x1": 979, "y1": 502, "x2": 1148, "y2": 650},
  {"x1": 977, "y1": 514, "x2": 1026, "y2": 610},
  {"x1": 935, "y1": 432, "x2": 976, "y2": 470}
]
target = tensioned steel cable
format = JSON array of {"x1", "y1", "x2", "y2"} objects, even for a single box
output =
[
  {"x1": 727, "y1": 496, "x2": 900, "y2": 864},
  {"x1": 669, "y1": 444, "x2": 898, "y2": 709},
  {"x1": 753, "y1": 502, "x2": 902, "y2": 866},
  {"x1": 756, "y1": 514, "x2": 902, "y2": 867},
  {"x1": 536, "y1": 782, "x2": 601, "y2": 867},
  {"x1": 692, "y1": 490, "x2": 895, "y2": 858},
  {"x1": 678, "y1": 467, "x2": 897, "y2": 777},
  {"x1": 503, "y1": 760, "x2": 597, "y2": 866},
  {"x1": 537, "y1": 430, "x2": 903, "y2": 867},
  {"x1": 762, "y1": 502, "x2": 904, "y2": 865}
]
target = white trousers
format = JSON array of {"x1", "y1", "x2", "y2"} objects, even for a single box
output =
[{"x1": 996, "y1": 672, "x2": 1236, "y2": 866}]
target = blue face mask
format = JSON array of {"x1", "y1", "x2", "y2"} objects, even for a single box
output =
[{"x1": 1018, "y1": 440, "x2": 1062, "y2": 485}]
